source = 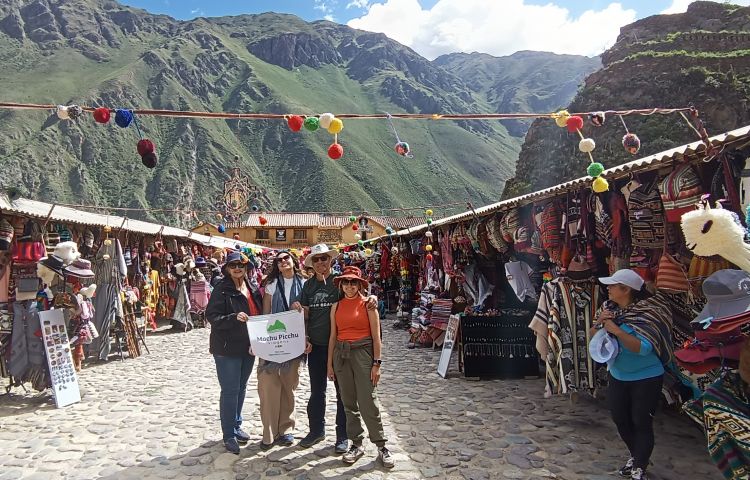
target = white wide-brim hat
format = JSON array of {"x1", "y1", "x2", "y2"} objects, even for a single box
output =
[{"x1": 304, "y1": 243, "x2": 332, "y2": 268}]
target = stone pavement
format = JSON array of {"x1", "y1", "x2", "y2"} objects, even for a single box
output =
[{"x1": 0, "y1": 324, "x2": 720, "y2": 480}]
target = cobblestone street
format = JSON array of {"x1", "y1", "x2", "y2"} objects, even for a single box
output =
[{"x1": 0, "y1": 325, "x2": 720, "y2": 480}]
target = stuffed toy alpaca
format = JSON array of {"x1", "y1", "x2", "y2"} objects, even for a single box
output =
[
  {"x1": 53, "y1": 241, "x2": 80, "y2": 265},
  {"x1": 79, "y1": 284, "x2": 97, "y2": 299},
  {"x1": 681, "y1": 199, "x2": 750, "y2": 273}
]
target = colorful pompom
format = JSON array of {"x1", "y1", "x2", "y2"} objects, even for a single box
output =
[
  {"x1": 303, "y1": 117, "x2": 320, "y2": 132},
  {"x1": 67, "y1": 105, "x2": 83, "y2": 120},
  {"x1": 364, "y1": 248, "x2": 372, "y2": 256},
  {"x1": 287, "y1": 115, "x2": 304, "y2": 132},
  {"x1": 259, "y1": 216, "x2": 268, "y2": 226},
  {"x1": 566, "y1": 115, "x2": 584, "y2": 133},
  {"x1": 218, "y1": 224, "x2": 226, "y2": 234},
  {"x1": 579, "y1": 138, "x2": 596, "y2": 153},
  {"x1": 328, "y1": 143, "x2": 343, "y2": 160},
  {"x1": 56, "y1": 105, "x2": 69, "y2": 120},
  {"x1": 319, "y1": 113, "x2": 335, "y2": 129},
  {"x1": 93, "y1": 107, "x2": 111, "y2": 124},
  {"x1": 327, "y1": 118, "x2": 344, "y2": 134},
  {"x1": 115, "y1": 109, "x2": 133, "y2": 128},
  {"x1": 622, "y1": 133, "x2": 641, "y2": 155},
  {"x1": 589, "y1": 111, "x2": 605, "y2": 127},
  {"x1": 391, "y1": 246, "x2": 398, "y2": 255},
  {"x1": 426, "y1": 253, "x2": 433, "y2": 262},
  {"x1": 137, "y1": 139, "x2": 155, "y2": 157},
  {"x1": 395, "y1": 142, "x2": 410, "y2": 156},
  {"x1": 554, "y1": 110, "x2": 570, "y2": 128},
  {"x1": 357, "y1": 240, "x2": 364, "y2": 247},
  {"x1": 352, "y1": 224, "x2": 359, "y2": 231},
  {"x1": 251, "y1": 204, "x2": 260, "y2": 212},
  {"x1": 587, "y1": 162, "x2": 605, "y2": 178},
  {"x1": 426, "y1": 218, "x2": 433, "y2": 225},
  {"x1": 354, "y1": 233, "x2": 361, "y2": 240},
  {"x1": 425, "y1": 231, "x2": 433, "y2": 238},
  {"x1": 425, "y1": 209, "x2": 433, "y2": 216},
  {"x1": 592, "y1": 177, "x2": 609, "y2": 193},
  {"x1": 141, "y1": 152, "x2": 157, "y2": 169},
  {"x1": 386, "y1": 227, "x2": 394, "y2": 235},
  {"x1": 425, "y1": 244, "x2": 433, "y2": 252},
  {"x1": 349, "y1": 215, "x2": 357, "y2": 222}
]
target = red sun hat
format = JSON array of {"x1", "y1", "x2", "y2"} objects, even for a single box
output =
[{"x1": 334, "y1": 266, "x2": 369, "y2": 289}]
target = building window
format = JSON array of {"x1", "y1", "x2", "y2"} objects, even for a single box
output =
[
  {"x1": 256, "y1": 230, "x2": 269, "y2": 240},
  {"x1": 293, "y1": 229, "x2": 307, "y2": 240}
]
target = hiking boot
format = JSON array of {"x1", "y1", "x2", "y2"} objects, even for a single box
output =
[
  {"x1": 223, "y1": 438, "x2": 240, "y2": 455},
  {"x1": 618, "y1": 457, "x2": 634, "y2": 477},
  {"x1": 275, "y1": 434, "x2": 294, "y2": 446},
  {"x1": 342, "y1": 444, "x2": 365, "y2": 464},
  {"x1": 259, "y1": 441, "x2": 274, "y2": 451},
  {"x1": 334, "y1": 438, "x2": 349, "y2": 454},
  {"x1": 235, "y1": 429, "x2": 251, "y2": 445},
  {"x1": 378, "y1": 446, "x2": 395, "y2": 468},
  {"x1": 631, "y1": 468, "x2": 649, "y2": 480},
  {"x1": 298, "y1": 432, "x2": 325, "y2": 448}
]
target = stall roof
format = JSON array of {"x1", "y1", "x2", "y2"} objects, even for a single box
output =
[
  {"x1": 245, "y1": 213, "x2": 425, "y2": 229},
  {"x1": 391, "y1": 124, "x2": 750, "y2": 237},
  {"x1": 0, "y1": 196, "x2": 267, "y2": 251}
]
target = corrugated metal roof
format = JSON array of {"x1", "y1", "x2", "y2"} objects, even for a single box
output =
[
  {"x1": 0, "y1": 196, "x2": 266, "y2": 251},
  {"x1": 245, "y1": 213, "x2": 427, "y2": 229},
  {"x1": 390, "y1": 124, "x2": 750, "y2": 237}
]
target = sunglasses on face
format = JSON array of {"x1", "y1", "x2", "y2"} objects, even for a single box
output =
[
  {"x1": 312, "y1": 256, "x2": 330, "y2": 264},
  {"x1": 276, "y1": 255, "x2": 291, "y2": 262},
  {"x1": 341, "y1": 279, "x2": 360, "y2": 286},
  {"x1": 227, "y1": 263, "x2": 246, "y2": 269}
]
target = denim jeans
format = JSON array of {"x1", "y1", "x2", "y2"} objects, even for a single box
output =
[
  {"x1": 214, "y1": 354, "x2": 255, "y2": 441},
  {"x1": 306, "y1": 344, "x2": 347, "y2": 441}
]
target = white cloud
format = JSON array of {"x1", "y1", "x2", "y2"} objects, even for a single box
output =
[
  {"x1": 347, "y1": 0, "x2": 370, "y2": 8},
  {"x1": 347, "y1": 0, "x2": 637, "y2": 59},
  {"x1": 324, "y1": 14, "x2": 336, "y2": 21},
  {"x1": 662, "y1": 0, "x2": 750, "y2": 13},
  {"x1": 314, "y1": 0, "x2": 336, "y2": 13},
  {"x1": 190, "y1": 8, "x2": 205, "y2": 16}
]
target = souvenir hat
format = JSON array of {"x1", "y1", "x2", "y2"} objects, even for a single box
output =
[
  {"x1": 83, "y1": 229, "x2": 94, "y2": 248},
  {"x1": 304, "y1": 243, "x2": 333, "y2": 268},
  {"x1": 222, "y1": 250, "x2": 249, "y2": 273},
  {"x1": 64, "y1": 258, "x2": 95, "y2": 278},
  {"x1": 40, "y1": 255, "x2": 65, "y2": 277},
  {"x1": 599, "y1": 269, "x2": 645, "y2": 291},
  {"x1": 693, "y1": 270, "x2": 750, "y2": 325},
  {"x1": 566, "y1": 256, "x2": 593, "y2": 281},
  {"x1": 195, "y1": 256, "x2": 207, "y2": 268},
  {"x1": 588, "y1": 328, "x2": 619, "y2": 365},
  {"x1": 674, "y1": 328, "x2": 746, "y2": 364},
  {"x1": 0, "y1": 218, "x2": 14, "y2": 250},
  {"x1": 333, "y1": 266, "x2": 369, "y2": 289}
]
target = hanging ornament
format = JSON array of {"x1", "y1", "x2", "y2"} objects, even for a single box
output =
[
  {"x1": 114, "y1": 109, "x2": 133, "y2": 128},
  {"x1": 566, "y1": 115, "x2": 584, "y2": 133},
  {"x1": 587, "y1": 162, "x2": 605, "y2": 178},
  {"x1": 103, "y1": 225, "x2": 112, "y2": 246},
  {"x1": 67, "y1": 105, "x2": 83, "y2": 120},
  {"x1": 364, "y1": 248, "x2": 373, "y2": 256},
  {"x1": 352, "y1": 224, "x2": 359, "y2": 231},
  {"x1": 319, "y1": 113, "x2": 335, "y2": 129},
  {"x1": 218, "y1": 224, "x2": 226, "y2": 234},
  {"x1": 391, "y1": 246, "x2": 398, "y2": 255},
  {"x1": 328, "y1": 143, "x2": 343, "y2": 160},
  {"x1": 394, "y1": 142, "x2": 410, "y2": 157},
  {"x1": 622, "y1": 133, "x2": 641, "y2": 155},
  {"x1": 589, "y1": 111, "x2": 605, "y2": 127},
  {"x1": 141, "y1": 152, "x2": 157, "y2": 169},
  {"x1": 216, "y1": 213, "x2": 223, "y2": 221},
  {"x1": 426, "y1": 253, "x2": 433, "y2": 262},
  {"x1": 354, "y1": 233, "x2": 361, "y2": 240},
  {"x1": 357, "y1": 240, "x2": 364, "y2": 247},
  {"x1": 327, "y1": 118, "x2": 344, "y2": 135},
  {"x1": 553, "y1": 110, "x2": 570, "y2": 128},
  {"x1": 303, "y1": 117, "x2": 320, "y2": 132},
  {"x1": 56, "y1": 105, "x2": 70, "y2": 120},
  {"x1": 93, "y1": 107, "x2": 111, "y2": 124},
  {"x1": 425, "y1": 244, "x2": 433, "y2": 252},
  {"x1": 251, "y1": 204, "x2": 260, "y2": 212},
  {"x1": 287, "y1": 115, "x2": 304, "y2": 132},
  {"x1": 197, "y1": 221, "x2": 204, "y2": 227},
  {"x1": 592, "y1": 177, "x2": 609, "y2": 193},
  {"x1": 425, "y1": 209, "x2": 433, "y2": 216},
  {"x1": 259, "y1": 216, "x2": 268, "y2": 226},
  {"x1": 385, "y1": 112, "x2": 414, "y2": 158},
  {"x1": 137, "y1": 139, "x2": 157, "y2": 169},
  {"x1": 426, "y1": 218, "x2": 433, "y2": 225},
  {"x1": 579, "y1": 138, "x2": 596, "y2": 153},
  {"x1": 233, "y1": 233, "x2": 240, "y2": 240},
  {"x1": 425, "y1": 231, "x2": 433, "y2": 238},
  {"x1": 385, "y1": 227, "x2": 394, "y2": 235}
]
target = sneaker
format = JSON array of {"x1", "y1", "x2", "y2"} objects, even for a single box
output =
[
  {"x1": 631, "y1": 468, "x2": 648, "y2": 480},
  {"x1": 334, "y1": 438, "x2": 349, "y2": 454},
  {"x1": 618, "y1": 457, "x2": 634, "y2": 477},
  {"x1": 298, "y1": 432, "x2": 325, "y2": 448},
  {"x1": 235, "y1": 429, "x2": 251, "y2": 445},
  {"x1": 259, "y1": 441, "x2": 274, "y2": 451},
  {"x1": 223, "y1": 438, "x2": 240, "y2": 455},
  {"x1": 342, "y1": 444, "x2": 365, "y2": 464},
  {"x1": 378, "y1": 446, "x2": 395, "y2": 469},
  {"x1": 275, "y1": 434, "x2": 294, "y2": 446}
]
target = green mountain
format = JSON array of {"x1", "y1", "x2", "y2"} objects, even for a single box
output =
[
  {"x1": 502, "y1": 1, "x2": 750, "y2": 198},
  {"x1": 0, "y1": 0, "x2": 593, "y2": 226},
  {"x1": 266, "y1": 319, "x2": 286, "y2": 334},
  {"x1": 434, "y1": 51, "x2": 601, "y2": 136}
]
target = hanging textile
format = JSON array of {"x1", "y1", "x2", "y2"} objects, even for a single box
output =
[
  {"x1": 171, "y1": 279, "x2": 192, "y2": 329},
  {"x1": 90, "y1": 239, "x2": 126, "y2": 361}
]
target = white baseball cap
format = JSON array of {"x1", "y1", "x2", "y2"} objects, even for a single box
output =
[{"x1": 598, "y1": 269, "x2": 645, "y2": 291}]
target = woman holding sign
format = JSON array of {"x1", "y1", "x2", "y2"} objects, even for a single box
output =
[
  {"x1": 257, "y1": 250, "x2": 311, "y2": 450},
  {"x1": 326, "y1": 266, "x2": 394, "y2": 469},
  {"x1": 206, "y1": 250, "x2": 262, "y2": 455}
]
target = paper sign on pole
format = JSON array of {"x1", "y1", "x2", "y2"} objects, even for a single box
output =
[{"x1": 246, "y1": 310, "x2": 306, "y2": 363}]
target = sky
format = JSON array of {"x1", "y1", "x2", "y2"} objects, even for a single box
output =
[{"x1": 120, "y1": 0, "x2": 750, "y2": 59}]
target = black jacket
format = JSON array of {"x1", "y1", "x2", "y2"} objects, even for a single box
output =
[{"x1": 206, "y1": 276, "x2": 262, "y2": 357}]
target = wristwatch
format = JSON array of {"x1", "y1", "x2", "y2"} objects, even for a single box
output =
[{"x1": 372, "y1": 359, "x2": 382, "y2": 366}]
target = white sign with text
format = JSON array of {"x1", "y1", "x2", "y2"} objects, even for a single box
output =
[{"x1": 246, "y1": 310, "x2": 306, "y2": 363}]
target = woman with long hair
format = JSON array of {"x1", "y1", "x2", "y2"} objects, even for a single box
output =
[
  {"x1": 326, "y1": 266, "x2": 394, "y2": 468},
  {"x1": 593, "y1": 269, "x2": 673, "y2": 480},
  {"x1": 205, "y1": 250, "x2": 262, "y2": 454},
  {"x1": 257, "y1": 250, "x2": 311, "y2": 450}
]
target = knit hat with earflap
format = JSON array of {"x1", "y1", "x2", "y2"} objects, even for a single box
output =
[{"x1": 0, "y1": 218, "x2": 14, "y2": 251}]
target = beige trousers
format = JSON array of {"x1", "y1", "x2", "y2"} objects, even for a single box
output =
[{"x1": 257, "y1": 358, "x2": 301, "y2": 445}]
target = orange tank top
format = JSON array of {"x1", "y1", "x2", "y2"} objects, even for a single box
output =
[{"x1": 335, "y1": 296, "x2": 371, "y2": 342}]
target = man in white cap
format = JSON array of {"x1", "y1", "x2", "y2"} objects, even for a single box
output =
[{"x1": 291, "y1": 244, "x2": 377, "y2": 453}]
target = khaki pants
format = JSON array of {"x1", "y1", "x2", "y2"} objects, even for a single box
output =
[
  {"x1": 333, "y1": 341, "x2": 386, "y2": 447},
  {"x1": 257, "y1": 358, "x2": 301, "y2": 444}
]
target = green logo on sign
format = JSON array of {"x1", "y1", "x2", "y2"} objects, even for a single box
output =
[{"x1": 267, "y1": 319, "x2": 287, "y2": 334}]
